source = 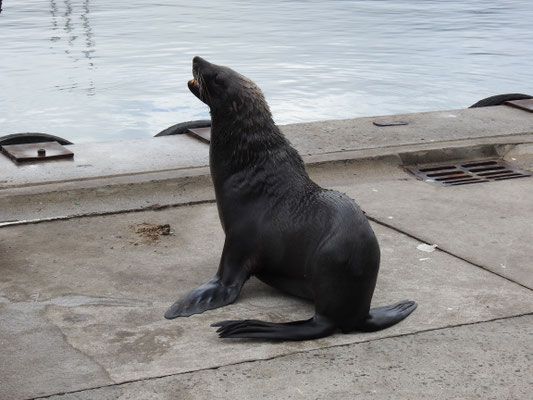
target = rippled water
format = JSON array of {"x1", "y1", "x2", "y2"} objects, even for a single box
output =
[{"x1": 1, "y1": 1, "x2": 532, "y2": 143}]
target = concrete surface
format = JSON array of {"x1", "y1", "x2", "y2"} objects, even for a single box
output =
[
  {"x1": 1, "y1": 209, "x2": 532, "y2": 399},
  {"x1": 1, "y1": 105, "x2": 532, "y2": 399},
  {"x1": 2, "y1": 105, "x2": 532, "y2": 190},
  {"x1": 0, "y1": 135, "x2": 209, "y2": 189},
  {"x1": 38, "y1": 315, "x2": 533, "y2": 400},
  {"x1": 308, "y1": 154, "x2": 533, "y2": 289}
]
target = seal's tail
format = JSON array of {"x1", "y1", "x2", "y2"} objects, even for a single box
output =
[{"x1": 212, "y1": 300, "x2": 417, "y2": 341}]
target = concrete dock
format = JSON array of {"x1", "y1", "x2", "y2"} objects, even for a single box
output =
[{"x1": 1, "y1": 105, "x2": 532, "y2": 399}]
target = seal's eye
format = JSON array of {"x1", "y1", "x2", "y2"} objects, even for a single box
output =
[{"x1": 214, "y1": 73, "x2": 225, "y2": 87}]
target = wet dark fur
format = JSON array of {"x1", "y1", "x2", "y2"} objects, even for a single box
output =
[{"x1": 164, "y1": 57, "x2": 417, "y2": 340}]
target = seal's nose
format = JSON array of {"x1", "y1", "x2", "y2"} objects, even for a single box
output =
[{"x1": 193, "y1": 56, "x2": 206, "y2": 65}]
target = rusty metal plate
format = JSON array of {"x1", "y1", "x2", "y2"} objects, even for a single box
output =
[
  {"x1": 405, "y1": 159, "x2": 532, "y2": 186},
  {"x1": 186, "y1": 127, "x2": 211, "y2": 144},
  {"x1": 505, "y1": 99, "x2": 533, "y2": 112},
  {"x1": 1, "y1": 141, "x2": 74, "y2": 163}
]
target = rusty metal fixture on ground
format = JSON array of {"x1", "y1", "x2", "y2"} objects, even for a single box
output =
[
  {"x1": 505, "y1": 99, "x2": 533, "y2": 113},
  {"x1": 154, "y1": 120, "x2": 211, "y2": 138},
  {"x1": 186, "y1": 127, "x2": 211, "y2": 144},
  {"x1": 1, "y1": 141, "x2": 74, "y2": 163},
  {"x1": 405, "y1": 159, "x2": 532, "y2": 186}
]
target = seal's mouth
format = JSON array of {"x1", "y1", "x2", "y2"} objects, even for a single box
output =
[
  {"x1": 188, "y1": 76, "x2": 202, "y2": 101},
  {"x1": 189, "y1": 77, "x2": 199, "y2": 89}
]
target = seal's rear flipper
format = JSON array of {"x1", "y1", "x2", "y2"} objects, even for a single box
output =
[
  {"x1": 356, "y1": 300, "x2": 417, "y2": 332},
  {"x1": 165, "y1": 277, "x2": 243, "y2": 319},
  {"x1": 212, "y1": 315, "x2": 336, "y2": 341}
]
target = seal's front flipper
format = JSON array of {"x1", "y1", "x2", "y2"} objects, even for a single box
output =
[
  {"x1": 357, "y1": 300, "x2": 417, "y2": 332},
  {"x1": 165, "y1": 278, "x2": 243, "y2": 319}
]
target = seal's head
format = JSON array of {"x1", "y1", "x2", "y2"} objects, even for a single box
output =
[{"x1": 188, "y1": 56, "x2": 271, "y2": 122}]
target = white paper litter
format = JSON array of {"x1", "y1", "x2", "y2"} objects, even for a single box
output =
[{"x1": 417, "y1": 243, "x2": 438, "y2": 253}]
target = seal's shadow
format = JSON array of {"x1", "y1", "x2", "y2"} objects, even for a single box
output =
[{"x1": 238, "y1": 277, "x2": 313, "y2": 307}]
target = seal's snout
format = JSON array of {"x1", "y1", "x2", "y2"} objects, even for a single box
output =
[
  {"x1": 192, "y1": 56, "x2": 209, "y2": 68},
  {"x1": 190, "y1": 57, "x2": 202, "y2": 91},
  {"x1": 189, "y1": 56, "x2": 217, "y2": 104},
  {"x1": 191, "y1": 56, "x2": 207, "y2": 82}
]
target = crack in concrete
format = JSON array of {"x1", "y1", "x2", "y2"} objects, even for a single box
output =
[
  {"x1": 0, "y1": 165, "x2": 211, "y2": 190},
  {"x1": 1, "y1": 294, "x2": 151, "y2": 308},
  {"x1": 1, "y1": 298, "x2": 117, "y2": 400},
  {"x1": 0, "y1": 294, "x2": 153, "y2": 400},
  {"x1": 308, "y1": 133, "x2": 533, "y2": 158},
  {"x1": 51, "y1": 313, "x2": 115, "y2": 385},
  {"x1": 366, "y1": 215, "x2": 533, "y2": 292},
  {"x1": 0, "y1": 199, "x2": 216, "y2": 228},
  {"x1": 29, "y1": 312, "x2": 533, "y2": 400}
]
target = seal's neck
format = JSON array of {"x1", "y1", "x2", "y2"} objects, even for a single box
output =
[
  {"x1": 210, "y1": 99, "x2": 291, "y2": 168},
  {"x1": 209, "y1": 114, "x2": 309, "y2": 199}
]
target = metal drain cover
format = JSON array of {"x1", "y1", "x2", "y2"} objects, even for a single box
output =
[{"x1": 406, "y1": 159, "x2": 532, "y2": 186}]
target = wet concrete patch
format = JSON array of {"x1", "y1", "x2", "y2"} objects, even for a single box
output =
[{"x1": 47, "y1": 305, "x2": 186, "y2": 368}]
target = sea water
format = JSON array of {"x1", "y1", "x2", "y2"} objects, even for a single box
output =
[{"x1": 1, "y1": 0, "x2": 532, "y2": 143}]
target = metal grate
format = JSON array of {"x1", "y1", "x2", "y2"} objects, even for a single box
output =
[{"x1": 406, "y1": 159, "x2": 532, "y2": 186}]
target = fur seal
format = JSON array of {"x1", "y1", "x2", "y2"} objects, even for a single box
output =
[{"x1": 165, "y1": 56, "x2": 417, "y2": 340}]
